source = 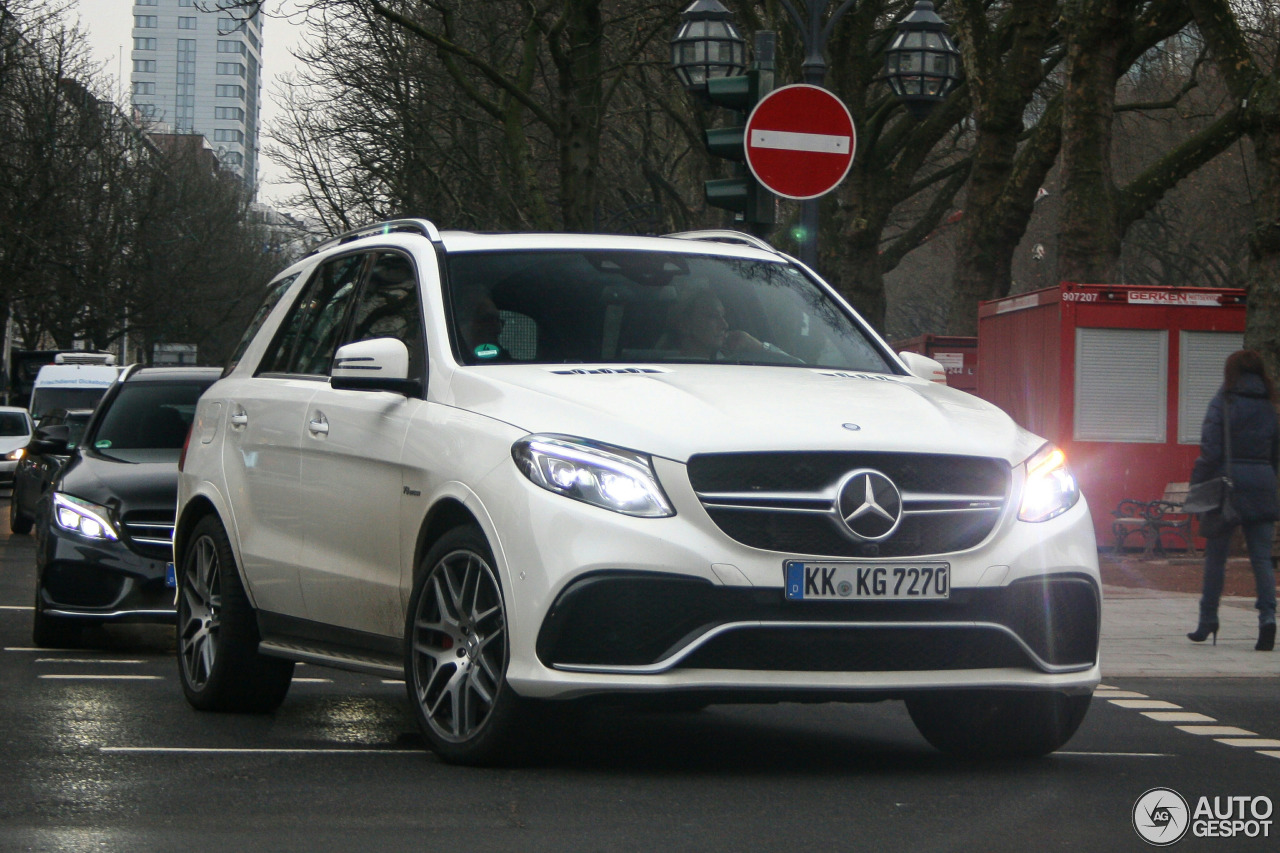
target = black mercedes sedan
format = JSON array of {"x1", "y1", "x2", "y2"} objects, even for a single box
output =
[{"x1": 31, "y1": 366, "x2": 221, "y2": 647}]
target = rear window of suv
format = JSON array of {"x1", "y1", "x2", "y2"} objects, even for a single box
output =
[{"x1": 446, "y1": 250, "x2": 894, "y2": 372}]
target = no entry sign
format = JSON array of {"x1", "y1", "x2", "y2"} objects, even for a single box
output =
[{"x1": 745, "y1": 84, "x2": 856, "y2": 200}]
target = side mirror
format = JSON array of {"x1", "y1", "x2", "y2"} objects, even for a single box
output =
[
  {"x1": 28, "y1": 424, "x2": 70, "y2": 456},
  {"x1": 330, "y1": 338, "x2": 421, "y2": 396},
  {"x1": 898, "y1": 351, "x2": 949, "y2": 385}
]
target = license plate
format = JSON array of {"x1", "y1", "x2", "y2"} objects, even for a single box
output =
[
  {"x1": 784, "y1": 560, "x2": 950, "y2": 601},
  {"x1": 165, "y1": 562, "x2": 176, "y2": 589}
]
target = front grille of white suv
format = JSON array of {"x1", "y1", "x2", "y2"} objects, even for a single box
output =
[{"x1": 688, "y1": 451, "x2": 1010, "y2": 558}]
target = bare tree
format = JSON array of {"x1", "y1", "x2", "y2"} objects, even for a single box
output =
[{"x1": 1187, "y1": 0, "x2": 1280, "y2": 377}]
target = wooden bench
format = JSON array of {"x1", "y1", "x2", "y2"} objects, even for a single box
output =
[
  {"x1": 1146, "y1": 482, "x2": 1197, "y2": 556},
  {"x1": 1111, "y1": 482, "x2": 1197, "y2": 556},
  {"x1": 1111, "y1": 499, "x2": 1154, "y2": 553}
]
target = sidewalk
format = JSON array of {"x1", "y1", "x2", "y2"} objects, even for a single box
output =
[{"x1": 1099, "y1": 553, "x2": 1280, "y2": 678}]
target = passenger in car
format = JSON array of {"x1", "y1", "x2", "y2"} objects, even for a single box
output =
[
  {"x1": 666, "y1": 290, "x2": 779, "y2": 362},
  {"x1": 460, "y1": 295, "x2": 513, "y2": 362}
]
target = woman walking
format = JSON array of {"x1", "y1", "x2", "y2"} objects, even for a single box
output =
[{"x1": 1188, "y1": 349, "x2": 1279, "y2": 650}]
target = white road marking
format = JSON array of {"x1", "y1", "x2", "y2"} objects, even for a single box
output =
[
  {"x1": 749, "y1": 129, "x2": 850, "y2": 155},
  {"x1": 0, "y1": 606, "x2": 33, "y2": 611},
  {"x1": 1142, "y1": 712, "x2": 1216, "y2": 723},
  {"x1": 293, "y1": 678, "x2": 333, "y2": 684},
  {"x1": 101, "y1": 747, "x2": 419, "y2": 755},
  {"x1": 35, "y1": 659, "x2": 145, "y2": 664},
  {"x1": 1057, "y1": 751, "x2": 1172, "y2": 757},
  {"x1": 38, "y1": 675, "x2": 162, "y2": 681},
  {"x1": 1215, "y1": 738, "x2": 1280, "y2": 748},
  {"x1": 1103, "y1": 687, "x2": 1278, "y2": 762},
  {"x1": 1176, "y1": 725, "x2": 1257, "y2": 737}
]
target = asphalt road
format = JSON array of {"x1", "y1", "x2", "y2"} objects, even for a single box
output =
[{"x1": 1, "y1": 497, "x2": 1277, "y2": 852}]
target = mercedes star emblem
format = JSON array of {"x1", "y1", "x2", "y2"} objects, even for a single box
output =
[{"x1": 835, "y1": 469, "x2": 903, "y2": 541}]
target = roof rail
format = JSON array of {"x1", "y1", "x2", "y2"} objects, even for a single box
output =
[
  {"x1": 663, "y1": 230, "x2": 778, "y2": 253},
  {"x1": 310, "y1": 218, "x2": 442, "y2": 255}
]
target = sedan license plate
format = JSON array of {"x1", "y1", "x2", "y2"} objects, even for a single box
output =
[
  {"x1": 784, "y1": 560, "x2": 949, "y2": 601},
  {"x1": 165, "y1": 562, "x2": 176, "y2": 589}
]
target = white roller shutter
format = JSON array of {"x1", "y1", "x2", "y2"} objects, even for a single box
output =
[
  {"x1": 1178, "y1": 330, "x2": 1242, "y2": 444},
  {"x1": 1074, "y1": 328, "x2": 1167, "y2": 442}
]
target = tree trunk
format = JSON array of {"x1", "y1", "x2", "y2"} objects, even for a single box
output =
[
  {"x1": 946, "y1": 0, "x2": 1060, "y2": 335},
  {"x1": 1244, "y1": 102, "x2": 1280, "y2": 376},
  {"x1": 1185, "y1": 0, "x2": 1280, "y2": 378},
  {"x1": 1057, "y1": 0, "x2": 1126, "y2": 284},
  {"x1": 556, "y1": 0, "x2": 604, "y2": 231}
]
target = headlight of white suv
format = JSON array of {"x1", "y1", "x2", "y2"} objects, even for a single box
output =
[
  {"x1": 1018, "y1": 444, "x2": 1080, "y2": 523},
  {"x1": 52, "y1": 493, "x2": 120, "y2": 541},
  {"x1": 513, "y1": 435, "x2": 674, "y2": 518}
]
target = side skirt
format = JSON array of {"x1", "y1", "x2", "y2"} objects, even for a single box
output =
[{"x1": 257, "y1": 611, "x2": 403, "y2": 678}]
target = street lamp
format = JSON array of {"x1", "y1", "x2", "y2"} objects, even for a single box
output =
[
  {"x1": 670, "y1": 0, "x2": 748, "y2": 97},
  {"x1": 672, "y1": 0, "x2": 961, "y2": 269},
  {"x1": 882, "y1": 1, "x2": 964, "y2": 119}
]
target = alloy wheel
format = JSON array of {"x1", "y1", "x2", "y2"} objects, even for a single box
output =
[
  {"x1": 179, "y1": 533, "x2": 222, "y2": 690},
  {"x1": 409, "y1": 548, "x2": 507, "y2": 744}
]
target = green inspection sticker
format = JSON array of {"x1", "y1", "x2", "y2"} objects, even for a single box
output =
[
  {"x1": 474, "y1": 344, "x2": 500, "y2": 360},
  {"x1": 95, "y1": 440, "x2": 112, "y2": 449}
]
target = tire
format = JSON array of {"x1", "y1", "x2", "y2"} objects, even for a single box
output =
[
  {"x1": 177, "y1": 514, "x2": 294, "y2": 713},
  {"x1": 10, "y1": 496, "x2": 32, "y2": 535},
  {"x1": 405, "y1": 525, "x2": 525, "y2": 765},
  {"x1": 906, "y1": 690, "x2": 1092, "y2": 759},
  {"x1": 31, "y1": 593, "x2": 83, "y2": 648}
]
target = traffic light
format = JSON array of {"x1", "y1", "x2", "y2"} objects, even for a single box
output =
[{"x1": 701, "y1": 40, "x2": 775, "y2": 231}]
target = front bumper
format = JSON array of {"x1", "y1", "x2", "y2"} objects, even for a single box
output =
[
  {"x1": 537, "y1": 571, "x2": 1098, "y2": 674},
  {"x1": 36, "y1": 522, "x2": 174, "y2": 624},
  {"x1": 476, "y1": 453, "x2": 1102, "y2": 701}
]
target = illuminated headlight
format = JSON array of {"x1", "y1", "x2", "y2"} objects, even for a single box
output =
[
  {"x1": 52, "y1": 493, "x2": 120, "y2": 541},
  {"x1": 4, "y1": 448, "x2": 23, "y2": 462},
  {"x1": 1018, "y1": 444, "x2": 1080, "y2": 523},
  {"x1": 513, "y1": 435, "x2": 674, "y2": 518}
]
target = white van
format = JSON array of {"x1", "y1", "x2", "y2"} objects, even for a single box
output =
[{"x1": 28, "y1": 353, "x2": 120, "y2": 422}]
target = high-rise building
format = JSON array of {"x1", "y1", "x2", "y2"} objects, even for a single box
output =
[{"x1": 128, "y1": 0, "x2": 263, "y2": 192}]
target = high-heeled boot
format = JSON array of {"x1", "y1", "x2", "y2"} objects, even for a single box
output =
[
  {"x1": 1257, "y1": 623, "x2": 1276, "y2": 652},
  {"x1": 1187, "y1": 622, "x2": 1218, "y2": 645}
]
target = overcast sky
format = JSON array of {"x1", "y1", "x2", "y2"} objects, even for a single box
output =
[{"x1": 69, "y1": 0, "x2": 308, "y2": 209}]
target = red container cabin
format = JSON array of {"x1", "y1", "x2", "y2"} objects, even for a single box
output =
[{"x1": 976, "y1": 282, "x2": 1247, "y2": 547}]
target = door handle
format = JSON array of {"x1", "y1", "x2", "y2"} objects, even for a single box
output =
[
  {"x1": 230, "y1": 408, "x2": 248, "y2": 428},
  {"x1": 308, "y1": 413, "x2": 329, "y2": 436}
]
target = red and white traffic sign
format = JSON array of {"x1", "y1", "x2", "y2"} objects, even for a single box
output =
[{"x1": 745, "y1": 84, "x2": 856, "y2": 200}]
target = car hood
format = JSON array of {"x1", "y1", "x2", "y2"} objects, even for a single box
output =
[
  {"x1": 445, "y1": 364, "x2": 1044, "y2": 465},
  {"x1": 56, "y1": 450, "x2": 180, "y2": 514},
  {"x1": 0, "y1": 435, "x2": 29, "y2": 454}
]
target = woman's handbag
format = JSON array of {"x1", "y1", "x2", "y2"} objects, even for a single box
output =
[
  {"x1": 1183, "y1": 476, "x2": 1230, "y2": 514},
  {"x1": 1188, "y1": 393, "x2": 1241, "y2": 537}
]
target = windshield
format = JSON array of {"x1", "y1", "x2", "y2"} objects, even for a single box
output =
[
  {"x1": 0, "y1": 412, "x2": 30, "y2": 436},
  {"x1": 30, "y1": 387, "x2": 109, "y2": 421},
  {"x1": 446, "y1": 250, "x2": 894, "y2": 371},
  {"x1": 88, "y1": 381, "x2": 210, "y2": 460}
]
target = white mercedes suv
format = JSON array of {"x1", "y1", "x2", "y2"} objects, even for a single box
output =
[{"x1": 175, "y1": 219, "x2": 1100, "y2": 764}]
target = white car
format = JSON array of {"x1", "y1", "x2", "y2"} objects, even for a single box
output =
[
  {"x1": 0, "y1": 405, "x2": 34, "y2": 484},
  {"x1": 175, "y1": 220, "x2": 1100, "y2": 764}
]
